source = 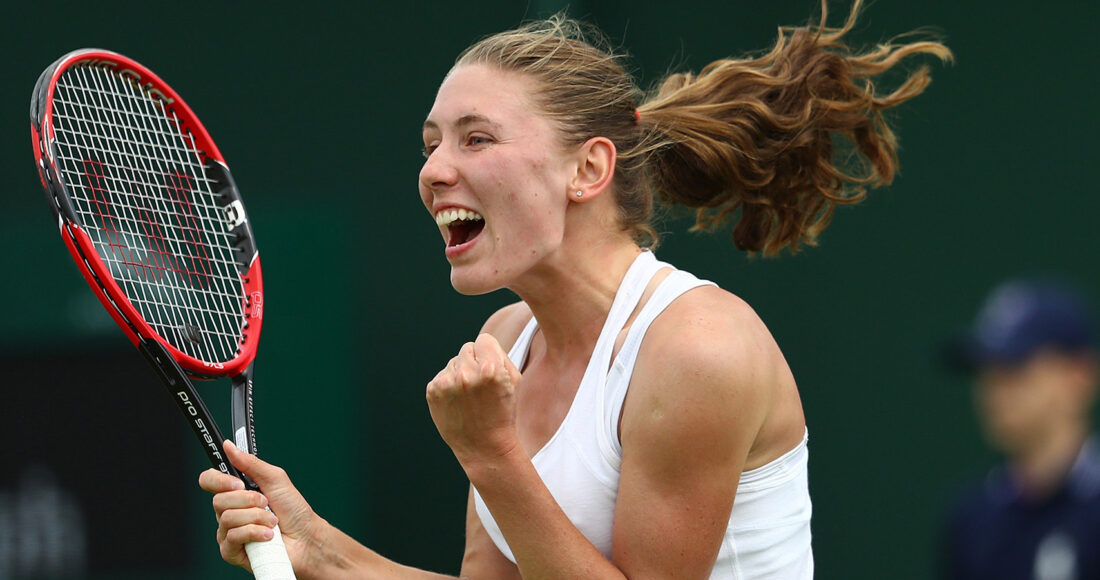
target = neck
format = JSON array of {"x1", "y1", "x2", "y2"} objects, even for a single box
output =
[
  {"x1": 1011, "y1": 422, "x2": 1089, "y2": 496},
  {"x1": 508, "y1": 239, "x2": 642, "y2": 367}
]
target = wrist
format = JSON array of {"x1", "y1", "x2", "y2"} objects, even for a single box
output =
[
  {"x1": 295, "y1": 514, "x2": 344, "y2": 578},
  {"x1": 460, "y1": 443, "x2": 528, "y2": 491},
  {"x1": 298, "y1": 514, "x2": 399, "y2": 579}
]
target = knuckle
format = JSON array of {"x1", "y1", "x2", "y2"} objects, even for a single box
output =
[
  {"x1": 212, "y1": 492, "x2": 235, "y2": 513},
  {"x1": 429, "y1": 372, "x2": 460, "y2": 394},
  {"x1": 199, "y1": 469, "x2": 223, "y2": 491},
  {"x1": 224, "y1": 526, "x2": 245, "y2": 546},
  {"x1": 218, "y1": 538, "x2": 235, "y2": 561},
  {"x1": 213, "y1": 491, "x2": 236, "y2": 511}
]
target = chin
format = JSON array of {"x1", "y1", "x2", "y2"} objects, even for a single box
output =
[{"x1": 449, "y1": 270, "x2": 501, "y2": 296}]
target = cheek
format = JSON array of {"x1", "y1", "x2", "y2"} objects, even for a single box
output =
[
  {"x1": 480, "y1": 149, "x2": 569, "y2": 238},
  {"x1": 977, "y1": 385, "x2": 1020, "y2": 419},
  {"x1": 504, "y1": 193, "x2": 564, "y2": 242},
  {"x1": 488, "y1": 172, "x2": 559, "y2": 224}
]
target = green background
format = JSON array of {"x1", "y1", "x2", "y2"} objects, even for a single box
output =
[{"x1": 2, "y1": 0, "x2": 1098, "y2": 578}]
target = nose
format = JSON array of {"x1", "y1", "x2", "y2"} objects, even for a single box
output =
[{"x1": 419, "y1": 146, "x2": 459, "y2": 195}]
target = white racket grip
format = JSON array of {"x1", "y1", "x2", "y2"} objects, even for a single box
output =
[{"x1": 245, "y1": 518, "x2": 296, "y2": 580}]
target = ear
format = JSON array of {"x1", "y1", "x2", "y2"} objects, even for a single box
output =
[{"x1": 570, "y1": 137, "x2": 616, "y2": 202}]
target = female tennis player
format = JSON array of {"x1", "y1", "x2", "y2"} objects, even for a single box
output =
[{"x1": 201, "y1": 2, "x2": 949, "y2": 577}]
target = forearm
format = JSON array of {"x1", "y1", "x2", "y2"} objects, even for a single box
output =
[
  {"x1": 297, "y1": 516, "x2": 457, "y2": 580},
  {"x1": 464, "y1": 449, "x2": 626, "y2": 580}
]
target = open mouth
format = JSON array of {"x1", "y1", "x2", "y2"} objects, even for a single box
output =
[{"x1": 435, "y1": 208, "x2": 485, "y2": 247}]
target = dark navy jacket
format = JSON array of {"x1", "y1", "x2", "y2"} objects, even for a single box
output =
[{"x1": 942, "y1": 438, "x2": 1100, "y2": 580}]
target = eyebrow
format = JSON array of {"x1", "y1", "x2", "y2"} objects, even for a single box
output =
[{"x1": 422, "y1": 114, "x2": 502, "y2": 133}]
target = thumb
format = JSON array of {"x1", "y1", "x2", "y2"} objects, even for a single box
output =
[
  {"x1": 223, "y1": 440, "x2": 286, "y2": 491},
  {"x1": 223, "y1": 440, "x2": 314, "y2": 540}
]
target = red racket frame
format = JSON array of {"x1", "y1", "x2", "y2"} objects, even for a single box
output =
[{"x1": 30, "y1": 49, "x2": 263, "y2": 379}]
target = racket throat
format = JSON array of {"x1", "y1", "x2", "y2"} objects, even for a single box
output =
[
  {"x1": 138, "y1": 338, "x2": 239, "y2": 479},
  {"x1": 231, "y1": 365, "x2": 259, "y2": 456}
]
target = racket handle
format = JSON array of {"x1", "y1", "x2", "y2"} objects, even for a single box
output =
[{"x1": 246, "y1": 518, "x2": 296, "y2": 580}]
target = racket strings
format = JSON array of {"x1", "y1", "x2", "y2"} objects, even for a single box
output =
[
  {"x1": 84, "y1": 65, "x2": 244, "y2": 361},
  {"x1": 51, "y1": 64, "x2": 247, "y2": 364},
  {"x1": 73, "y1": 67, "x2": 237, "y2": 346}
]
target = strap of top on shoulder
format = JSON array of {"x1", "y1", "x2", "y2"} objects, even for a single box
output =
[
  {"x1": 581, "y1": 251, "x2": 669, "y2": 379},
  {"x1": 507, "y1": 250, "x2": 669, "y2": 372},
  {"x1": 506, "y1": 315, "x2": 540, "y2": 369},
  {"x1": 599, "y1": 267, "x2": 717, "y2": 461}
]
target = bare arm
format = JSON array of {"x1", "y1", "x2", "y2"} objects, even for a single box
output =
[
  {"x1": 459, "y1": 486, "x2": 523, "y2": 579},
  {"x1": 429, "y1": 289, "x2": 784, "y2": 579},
  {"x1": 612, "y1": 289, "x2": 778, "y2": 577}
]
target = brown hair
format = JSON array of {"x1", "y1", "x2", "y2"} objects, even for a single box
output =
[{"x1": 455, "y1": 1, "x2": 952, "y2": 255}]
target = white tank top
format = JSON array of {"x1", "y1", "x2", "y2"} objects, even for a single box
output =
[{"x1": 472, "y1": 251, "x2": 813, "y2": 578}]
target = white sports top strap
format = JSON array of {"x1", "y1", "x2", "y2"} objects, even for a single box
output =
[
  {"x1": 600, "y1": 269, "x2": 714, "y2": 461},
  {"x1": 507, "y1": 250, "x2": 668, "y2": 370}
]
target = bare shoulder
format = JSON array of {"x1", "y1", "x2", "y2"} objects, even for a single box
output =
[
  {"x1": 612, "y1": 287, "x2": 786, "y2": 575},
  {"x1": 624, "y1": 285, "x2": 784, "y2": 452},
  {"x1": 644, "y1": 285, "x2": 778, "y2": 380},
  {"x1": 479, "y1": 301, "x2": 533, "y2": 352}
]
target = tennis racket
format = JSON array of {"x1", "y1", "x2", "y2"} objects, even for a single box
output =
[{"x1": 29, "y1": 48, "x2": 295, "y2": 580}]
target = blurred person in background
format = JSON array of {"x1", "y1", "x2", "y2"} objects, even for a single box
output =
[{"x1": 941, "y1": 278, "x2": 1100, "y2": 580}]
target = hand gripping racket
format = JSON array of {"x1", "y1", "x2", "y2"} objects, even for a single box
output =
[{"x1": 29, "y1": 49, "x2": 295, "y2": 580}]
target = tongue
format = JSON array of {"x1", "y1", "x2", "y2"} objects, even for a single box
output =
[{"x1": 448, "y1": 220, "x2": 485, "y2": 247}]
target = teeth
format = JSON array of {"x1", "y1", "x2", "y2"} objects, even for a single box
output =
[{"x1": 435, "y1": 209, "x2": 484, "y2": 226}]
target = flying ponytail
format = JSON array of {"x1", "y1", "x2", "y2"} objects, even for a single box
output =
[{"x1": 456, "y1": 0, "x2": 952, "y2": 254}]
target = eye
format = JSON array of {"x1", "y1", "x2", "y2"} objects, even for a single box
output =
[
  {"x1": 466, "y1": 134, "x2": 494, "y2": 147},
  {"x1": 421, "y1": 141, "x2": 439, "y2": 159}
]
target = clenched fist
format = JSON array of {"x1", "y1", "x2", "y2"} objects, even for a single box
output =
[{"x1": 426, "y1": 333, "x2": 524, "y2": 468}]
